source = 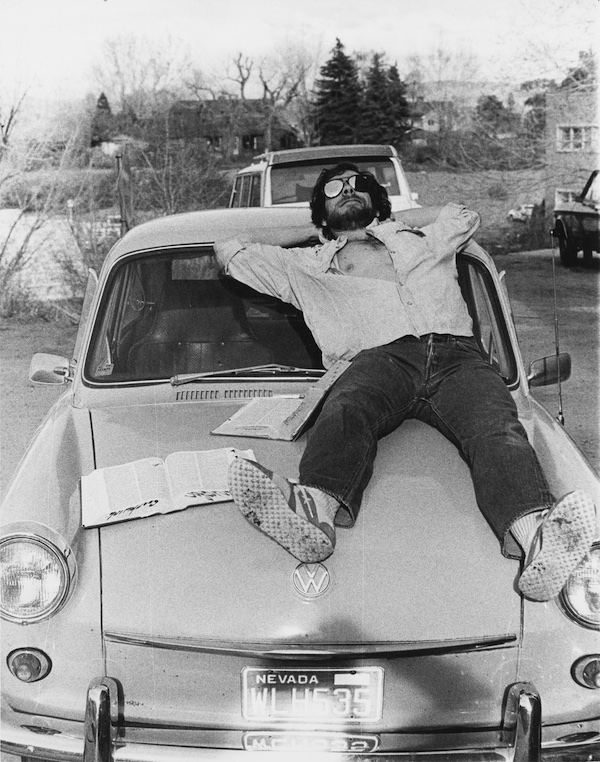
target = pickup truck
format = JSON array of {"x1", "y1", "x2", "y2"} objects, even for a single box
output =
[
  {"x1": 229, "y1": 144, "x2": 419, "y2": 213},
  {"x1": 553, "y1": 169, "x2": 600, "y2": 266}
]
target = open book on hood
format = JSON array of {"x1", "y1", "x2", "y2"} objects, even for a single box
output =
[
  {"x1": 211, "y1": 359, "x2": 351, "y2": 440},
  {"x1": 81, "y1": 447, "x2": 255, "y2": 527}
]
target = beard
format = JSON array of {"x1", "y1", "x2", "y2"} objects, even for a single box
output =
[{"x1": 326, "y1": 199, "x2": 376, "y2": 231}]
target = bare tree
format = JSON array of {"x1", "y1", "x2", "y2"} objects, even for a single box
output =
[
  {"x1": 258, "y1": 66, "x2": 303, "y2": 151},
  {"x1": 497, "y1": 0, "x2": 598, "y2": 84},
  {"x1": 228, "y1": 54, "x2": 254, "y2": 100},
  {"x1": 184, "y1": 67, "x2": 227, "y2": 101},
  {"x1": 258, "y1": 39, "x2": 322, "y2": 149},
  {"x1": 0, "y1": 90, "x2": 28, "y2": 151},
  {"x1": 93, "y1": 34, "x2": 190, "y2": 122},
  {"x1": 405, "y1": 41, "x2": 480, "y2": 133}
]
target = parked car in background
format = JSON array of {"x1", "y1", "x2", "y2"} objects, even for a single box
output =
[
  {"x1": 553, "y1": 169, "x2": 600, "y2": 267},
  {"x1": 507, "y1": 203, "x2": 534, "y2": 222},
  {"x1": 2, "y1": 206, "x2": 600, "y2": 761},
  {"x1": 229, "y1": 144, "x2": 420, "y2": 213}
]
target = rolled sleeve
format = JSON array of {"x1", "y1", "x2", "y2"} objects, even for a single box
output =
[
  {"x1": 425, "y1": 203, "x2": 481, "y2": 259},
  {"x1": 435, "y1": 202, "x2": 481, "y2": 250},
  {"x1": 212, "y1": 237, "x2": 294, "y2": 303},
  {"x1": 213, "y1": 237, "x2": 250, "y2": 273}
]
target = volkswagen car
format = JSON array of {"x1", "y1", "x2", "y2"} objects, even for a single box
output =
[{"x1": 1, "y1": 206, "x2": 599, "y2": 762}]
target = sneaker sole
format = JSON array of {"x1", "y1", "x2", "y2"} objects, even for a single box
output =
[
  {"x1": 518, "y1": 490, "x2": 597, "y2": 601},
  {"x1": 229, "y1": 458, "x2": 334, "y2": 563}
]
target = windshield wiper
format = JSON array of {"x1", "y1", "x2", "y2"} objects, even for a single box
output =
[{"x1": 170, "y1": 364, "x2": 324, "y2": 386}]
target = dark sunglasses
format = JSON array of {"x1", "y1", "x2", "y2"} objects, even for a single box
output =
[{"x1": 323, "y1": 174, "x2": 369, "y2": 199}]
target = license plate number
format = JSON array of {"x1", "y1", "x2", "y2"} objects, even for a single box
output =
[
  {"x1": 241, "y1": 667, "x2": 383, "y2": 723},
  {"x1": 243, "y1": 731, "x2": 379, "y2": 752}
]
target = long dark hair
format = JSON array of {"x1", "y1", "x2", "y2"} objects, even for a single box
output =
[{"x1": 310, "y1": 162, "x2": 392, "y2": 237}]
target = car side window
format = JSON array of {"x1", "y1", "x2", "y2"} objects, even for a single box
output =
[
  {"x1": 248, "y1": 174, "x2": 261, "y2": 207},
  {"x1": 458, "y1": 255, "x2": 516, "y2": 385},
  {"x1": 231, "y1": 176, "x2": 248, "y2": 208},
  {"x1": 231, "y1": 174, "x2": 261, "y2": 208}
]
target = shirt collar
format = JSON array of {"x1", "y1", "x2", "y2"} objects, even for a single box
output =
[
  {"x1": 314, "y1": 217, "x2": 415, "y2": 271},
  {"x1": 315, "y1": 236, "x2": 346, "y2": 272}
]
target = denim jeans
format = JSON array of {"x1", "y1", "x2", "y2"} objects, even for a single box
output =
[{"x1": 299, "y1": 334, "x2": 555, "y2": 558}]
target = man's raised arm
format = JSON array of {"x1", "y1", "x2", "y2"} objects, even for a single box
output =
[
  {"x1": 213, "y1": 223, "x2": 319, "y2": 264},
  {"x1": 212, "y1": 223, "x2": 320, "y2": 303}
]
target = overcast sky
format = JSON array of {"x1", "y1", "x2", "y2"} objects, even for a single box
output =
[{"x1": 2, "y1": 0, "x2": 598, "y2": 104}]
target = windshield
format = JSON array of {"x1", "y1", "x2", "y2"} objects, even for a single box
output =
[
  {"x1": 270, "y1": 157, "x2": 401, "y2": 205},
  {"x1": 84, "y1": 246, "x2": 516, "y2": 388},
  {"x1": 85, "y1": 247, "x2": 323, "y2": 384}
]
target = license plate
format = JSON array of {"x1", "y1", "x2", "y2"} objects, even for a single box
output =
[
  {"x1": 241, "y1": 667, "x2": 383, "y2": 723},
  {"x1": 243, "y1": 731, "x2": 380, "y2": 752}
]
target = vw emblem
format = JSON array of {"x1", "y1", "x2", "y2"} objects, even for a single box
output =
[{"x1": 293, "y1": 563, "x2": 331, "y2": 598}]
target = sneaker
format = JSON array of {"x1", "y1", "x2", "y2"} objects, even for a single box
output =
[
  {"x1": 518, "y1": 490, "x2": 597, "y2": 601},
  {"x1": 228, "y1": 458, "x2": 336, "y2": 562}
]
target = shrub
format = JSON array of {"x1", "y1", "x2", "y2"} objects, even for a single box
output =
[
  {"x1": 127, "y1": 138, "x2": 230, "y2": 215},
  {"x1": 0, "y1": 169, "x2": 117, "y2": 212},
  {"x1": 487, "y1": 182, "x2": 509, "y2": 200}
]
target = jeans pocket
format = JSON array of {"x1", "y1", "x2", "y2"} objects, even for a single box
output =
[{"x1": 454, "y1": 336, "x2": 484, "y2": 356}]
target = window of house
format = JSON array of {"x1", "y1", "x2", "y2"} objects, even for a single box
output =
[
  {"x1": 242, "y1": 135, "x2": 262, "y2": 151},
  {"x1": 556, "y1": 125, "x2": 598, "y2": 152}
]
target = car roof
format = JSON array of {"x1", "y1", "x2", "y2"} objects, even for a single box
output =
[
  {"x1": 106, "y1": 207, "x2": 314, "y2": 266},
  {"x1": 105, "y1": 206, "x2": 493, "y2": 270},
  {"x1": 236, "y1": 144, "x2": 399, "y2": 174},
  {"x1": 267, "y1": 144, "x2": 398, "y2": 164}
]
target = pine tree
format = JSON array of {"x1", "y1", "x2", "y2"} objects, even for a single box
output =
[
  {"x1": 360, "y1": 54, "x2": 396, "y2": 144},
  {"x1": 313, "y1": 39, "x2": 362, "y2": 145},
  {"x1": 387, "y1": 64, "x2": 411, "y2": 145}
]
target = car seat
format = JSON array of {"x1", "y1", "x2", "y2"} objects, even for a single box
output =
[{"x1": 127, "y1": 279, "x2": 274, "y2": 378}]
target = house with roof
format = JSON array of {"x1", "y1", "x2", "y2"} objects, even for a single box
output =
[
  {"x1": 169, "y1": 99, "x2": 299, "y2": 162},
  {"x1": 543, "y1": 87, "x2": 599, "y2": 211},
  {"x1": 90, "y1": 94, "x2": 299, "y2": 164}
]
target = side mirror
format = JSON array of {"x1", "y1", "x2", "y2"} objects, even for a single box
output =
[
  {"x1": 29, "y1": 353, "x2": 71, "y2": 385},
  {"x1": 527, "y1": 353, "x2": 571, "y2": 388}
]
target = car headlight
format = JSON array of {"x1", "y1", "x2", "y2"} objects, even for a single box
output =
[
  {"x1": 0, "y1": 533, "x2": 74, "y2": 624},
  {"x1": 560, "y1": 542, "x2": 600, "y2": 630}
]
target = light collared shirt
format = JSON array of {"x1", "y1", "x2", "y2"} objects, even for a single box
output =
[{"x1": 214, "y1": 202, "x2": 480, "y2": 368}]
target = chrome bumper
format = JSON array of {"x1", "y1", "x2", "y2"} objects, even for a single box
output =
[{"x1": 1, "y1": 679, "x2": 597, "y2": 762}]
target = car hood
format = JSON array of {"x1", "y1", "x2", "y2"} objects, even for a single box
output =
[{"x1": 91, "y1": 399, "x2": 521, "y2": 648}]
